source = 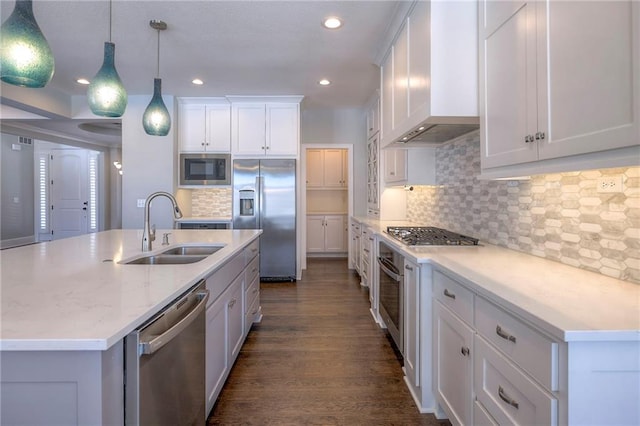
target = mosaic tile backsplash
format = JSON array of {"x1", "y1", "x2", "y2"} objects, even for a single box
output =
[
  {"x1": 191, "y1": 188, "x2": 232, "y2": 217},
  {"x1": 406, "y1": 132, "x2": 640, "y2": 284}
]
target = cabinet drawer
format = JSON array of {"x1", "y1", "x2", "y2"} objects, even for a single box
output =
[
  {"x1": 474, "y1": 336, "x2": 558, "y2": 426},
  {"x1": 245, "y1": 255, "x2": 259, "y2": 288},
  {"x1": 434, "y1": 270, "x2": 474, "y2": 326},
  {"x1": 475, "y1": 297, "x2": 558, "y2": 391},
  {"x1": 245, "y1": 291, "x2": 260, "y2": 333},
  {"x1": 244, "y1": 239, "x2": 259, "y2": 263},
  {"x1": 244, "y1": 274, "x2": 259, "y2": 314},
  {"x1": 474, "y1": 400, "x2": 498, "y2": 426}
]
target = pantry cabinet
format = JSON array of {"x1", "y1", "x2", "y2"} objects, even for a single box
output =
[
  {"x1": 230, "y1": 97, "x2": 303, "y2": 157},
  {"x1": 480, "y1": 0, "x2": 640, "y2": 175},
  {"x1": 306, "y1": 215, "x2": 347, "y2": 253},
  {"x1": 306, "y1": 149, "x2": 347, "y2": 188},
  {"x1": 178, "y1": 98, "x2": 231, "y2": 152}
]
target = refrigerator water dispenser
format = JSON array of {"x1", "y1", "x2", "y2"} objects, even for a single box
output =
[{"x1": 239, "y1": 189, "x2": 255, "y2": 216}]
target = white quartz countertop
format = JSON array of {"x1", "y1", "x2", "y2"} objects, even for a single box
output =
[
  {"x1": 0, "y1": 229, "x2": 261, "y2": 352},
  {"x1": 352, "y1": 216, "x2": 640, "y2": 342},
  {"x1": 175, "y1": 217, "x2": 232, "y2": 222}
]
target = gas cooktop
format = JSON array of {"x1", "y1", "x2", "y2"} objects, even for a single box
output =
[{"x1": 386, "y1": 226, "x2": 479, "y2": 246}]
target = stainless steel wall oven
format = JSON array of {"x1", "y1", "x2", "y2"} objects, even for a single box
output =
[{"x1": 377, "y1": 240, "x2": 404, "y2": 354}]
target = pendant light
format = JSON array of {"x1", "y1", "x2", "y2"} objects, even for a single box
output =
[
  {"x1": 142, "y1": 20, "x2": 171, "y2": 136},
  {"x1": 0, "y1": 0, "x2": 54, "y2": 88},
  {"x1": 87, "y1": 0, "x2": 127, "y2": 117}
]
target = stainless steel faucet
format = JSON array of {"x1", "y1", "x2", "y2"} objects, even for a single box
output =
[{"x1": 141, "y1": 191, "x2": 183, "y2": 251}]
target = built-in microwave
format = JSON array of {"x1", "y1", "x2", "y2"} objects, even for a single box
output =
[{"x1": 180, "y1": 153, "x2": 231, "y2": 186}]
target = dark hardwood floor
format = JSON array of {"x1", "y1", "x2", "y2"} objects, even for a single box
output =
[{"x1": 207, "y1": 258, "x2": 450, "y2": 425}]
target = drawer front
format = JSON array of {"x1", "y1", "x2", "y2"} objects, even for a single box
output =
[
  {"x1": 244, "y1": 255, "x2": 259, "y2": 289},
  {"x1": 474, "y1": 336, "x2": 558, "y2": 426},
  {"x1": 475, "y1": 297, "x2": 558, "y2": 390},
  {"x1": 245, "y1": 239, "x2": 259, "y2": 264},
  {"x1": 434, "y1": 270, "x2": 474, "y2": 326},
  {"x1": 245, "y1": 291, "x2": 260, "y2": 333},
  {"x1": 474, "y1": 401, "x2": 499, "y2": 426},
  {"x1": 244, "y1": 274, "x2": 260, "y2": 314}
]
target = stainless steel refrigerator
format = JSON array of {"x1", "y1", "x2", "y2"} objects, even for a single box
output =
[{"x1": 232, "y1": 159, "x2": 296, "y2": 281}]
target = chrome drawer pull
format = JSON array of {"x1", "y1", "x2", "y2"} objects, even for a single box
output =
[
  {"x1": 229, "y1": 298, "x2": 237, "y2": 309},
  {"x1": 498, "y1": 386, "x2": 519, "y2": 409},
  {"x1": 460, "y1": 347, "x2": 470, "y2": 357},
  {"x1": 444, "y1": 289, "x2": 456, "y2": 299},
  {"x1": 496, "y1": 325, "x2": 516, "y2": 343},
  {"x1": 405, "y1": 265, "x2": 414, "y2": 271}
]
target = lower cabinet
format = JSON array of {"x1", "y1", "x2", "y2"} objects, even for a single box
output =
[
  {"x1": 307, "y1": 215, "x2": 347, "y2": 253},
  {"x1": 349, "y1": 220, "x2": 361, "y2": 272},
  {"x1": 204, "y1": 238, "x2": 260, "y2": 416}
]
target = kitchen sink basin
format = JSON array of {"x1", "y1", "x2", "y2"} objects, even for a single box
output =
[
  {"x1": 160, "y1": 245, "x2": 224, "y2": 256},
  {"x1": 124, "y1": 254, "x2": 207, "y2": 265}
]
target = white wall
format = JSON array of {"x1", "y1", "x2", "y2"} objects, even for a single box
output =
[
  {"x1": 301, "y1": 107, "x2": 367, "y2": 216},
  {"x1": 121, "y1": 96, "x2": 176, "y2": 230}
]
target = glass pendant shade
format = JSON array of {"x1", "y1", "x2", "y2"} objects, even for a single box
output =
[
  {"x1": 0, "y1": 0, "x2": 54, "y2": 88},
  {"x1": 142, "y1": 78, "x2": 171, "y2": 136},
  {"x1": 87, "y1": 42, "x2": 127, "y2": 117}
]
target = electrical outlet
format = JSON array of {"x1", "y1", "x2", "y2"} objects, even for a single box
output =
[
  {"x1": 137, "y1": 199, "x2": 146, "y2": 208},
  {"x1": 597, "y1": 175, "x2": 623, "y2": 193}
]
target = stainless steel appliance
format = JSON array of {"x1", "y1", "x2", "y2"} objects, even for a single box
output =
[
  {"x1": 377, "y1": 241, "x2": 404, "y2": 353},
  {"x1": 125, "y1": 281, "x2": 209, "y2": 425},
  {"x1": 386, "y1": 226, "x2": 479, "y2": 246},
  {"x1": 232, "y1": 159, "x2": 296, "y2": 281},
  {"x1": 180, "y1": 153, "x2": 231, "y2": 186}
]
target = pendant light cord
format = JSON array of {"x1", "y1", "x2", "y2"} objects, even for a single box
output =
[
  {"x1": 156, "y1": 29, "x2": 160, "y2": 78},
  {"x1": 108, "y1": 0, "x2": 112, "y2": 42}
]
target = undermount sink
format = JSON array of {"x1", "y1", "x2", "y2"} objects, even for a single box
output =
[
  {"x1": 160, "y1": 245, "x2": 223, "y2": 256},
  {"x1": 124, "y1": 254, "x2": 208, "y2": 265}
]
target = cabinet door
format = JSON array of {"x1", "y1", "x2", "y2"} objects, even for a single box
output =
[
  {"x1": 381, "y1": 50, "x2": 394, "y2": 144},
  {"x1": 233, "y1": 104, "x2": 266, "y2": 155},
  {"x1": 306, "y1": 149, "x2": 324, "y2": 187},
  {"x1": 324, "y1": 215, "x2": 346, "y2": 252},
  {"x1": 408, "y1": 1, "x2": 429, "y2": 118},
  {"x1": 306, "y1": 216, "x2": 326, "y2": 252},
  {"x1": 434, "y1": 300, "x2": 474, "y2": 426},
  {"x1": 537, "y1": 1, "x2": 639, "y2": 160},
  {"x1": 384, "y1": 149, "x2": 408, "y2": 183},
  {"x1": 227, "y1": 274, "x2": 245, "y2": 363},
  {"x1": 367, "y1": 135, "x2": 379, "y2": 210},
  {"x1": 266, "y1": 103, "x2": 298, "y2": 156},
  {"x1": 480, "y1": 0, "x2": 538, "y2": 169},
  {"x1": 205, "y1": 296, "x2": 228, "y2": 414},
  {"x1": 404, "y1": 259, "x2": 420, "y2": 388},
  {"x1": 393, "y1": 23, "x2": 409, "y2": 133},
  {"x1": 323, "y1": 149, "x2": 345, "y2": 187},
  {"x1": 179, "y1": 103, "x2": 207, "y2": 152},
  {"x1": 206, "y1": 105, "x2": 231, "y2": 152}
]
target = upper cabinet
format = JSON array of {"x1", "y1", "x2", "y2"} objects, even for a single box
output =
[
  {"x1": 383, "y1": 147, "x2": 436, "y2": 186},
  {"x1": 480, "y1": 0, "x2": 640, "y2": 178},
  {"x1": 366, "y1": 96, "x2": 380, "y2": 140},
  {"x1": 379, "y1": 1, "x2": 479, "y2": 147},
  {"x1": 307, "y1": 148, "x2": 347, "y2": 189},
  {"x1": 178, "y1": 98, "x2": 231, "y2": 153},
  {"x1": 229, "y1": 96, "x2": 303, "y2": 157}
]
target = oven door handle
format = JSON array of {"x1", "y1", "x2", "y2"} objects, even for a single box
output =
[{"x1": 377, "y1": 256, "x2": 402, "y2": 281}]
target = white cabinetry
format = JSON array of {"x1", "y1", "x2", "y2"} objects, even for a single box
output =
[
  {"x1": 379, "y1": 1, "x2": 478, "y2": 147},
  {"x1": 204, "y1": 238, "x2": 261, "y2": 415},
  {"x1": 349, "y1": 220, "x2": 361, "y2": 272},
  {"x1": 383, "y1": 147, "x2": 436, "y2": 185},
  {"x1": 367, "y1": 134, "x2": 380, "y2": 215},
  {"x1": 306, "y1": 149, "x2": 347, "y2": 188},
  {"x1": 306, "y1": 215, "x2": 347, "y2": 253},
  {"x1": 479, "y1": 0, "x2": 640, "y2": 177},
  {"x1": 366, "y1": 96, "x2": 380, "y2": 140},
  {"x1": 178, "y1": 98, "x2": 231, "y2": 152},
  {"x1": 403, "y1": 259, "x2": 420, "y2": 388},
  {"x1": 360, "y1": 226, "x2": 375, "y2": 288},
  {"x1": 230, "y1": 97, "x2": 302, "y2": 157}
]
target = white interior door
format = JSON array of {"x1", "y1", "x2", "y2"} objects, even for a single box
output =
[{"x1": 50, "y1": 150, "x2": 89, "y2": 240}]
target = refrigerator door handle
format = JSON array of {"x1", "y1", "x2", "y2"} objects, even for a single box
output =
[{"x1": 256, "y1": 176, "x2": 264, "y2": 229}]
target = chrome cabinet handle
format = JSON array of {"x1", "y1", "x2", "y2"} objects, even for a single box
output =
[
  {"x1": 444, "y1": 289, "x2": 456, "y2": 299},
  {"x1": 461, "y1": 347, "x2": 470, "y2": 357},
  {"x1": 252, "y1": 288, "x2": 258, "y2": 294},
  {"x1": 535, "y1": 131, "x2": 545, "y2": 140},
  {"x1": 498, "y1": 386, "x2": 519, "y2": 409},
  {"x1": 229, "y1": 298, "x2": 237, "y2": 309},
  {"x1": 363, "y1": 248, "x2": 370, "y2": 253},
  {"x1": 405, "y1": 265, "x2": 413, "y2": 271},
  {"x1": 496, "y1": 325, "x2": 517, "y2": 343}
]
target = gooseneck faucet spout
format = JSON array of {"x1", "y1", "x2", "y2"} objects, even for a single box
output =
[{"x1": 142, "y1": 191, "x2": 183, "y2": 251}]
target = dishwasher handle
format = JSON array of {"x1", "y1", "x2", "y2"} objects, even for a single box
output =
[{"x1": 140, "y1": 288, "x2": 209, "y2": 355}]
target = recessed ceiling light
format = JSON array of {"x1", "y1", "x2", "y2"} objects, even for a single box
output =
[
  {"x1": 76, "y1": 78, "x2": 90, "y2": 85},
  {"x1": 318, "y1": 79, "x2": 331, "y2": 86},
  {"x1": 323, "y1": 17, "x2": 342, "y2": 29},
  {"x1": 192, "y1": 78, "x2": 204, "y2": 85}
]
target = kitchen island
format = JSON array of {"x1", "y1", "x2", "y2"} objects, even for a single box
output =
[{"x1": 0, "y1": 229, "x2": 261, "y2": 424}]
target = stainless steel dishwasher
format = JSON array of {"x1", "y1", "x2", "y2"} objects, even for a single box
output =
[{"x1": 125, "y1": 280, "x2": 209, "y2": 425}]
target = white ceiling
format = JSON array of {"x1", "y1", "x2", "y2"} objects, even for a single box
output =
[{"x1": 1, "y1": 0, "x2": 402, "y2": 146}]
